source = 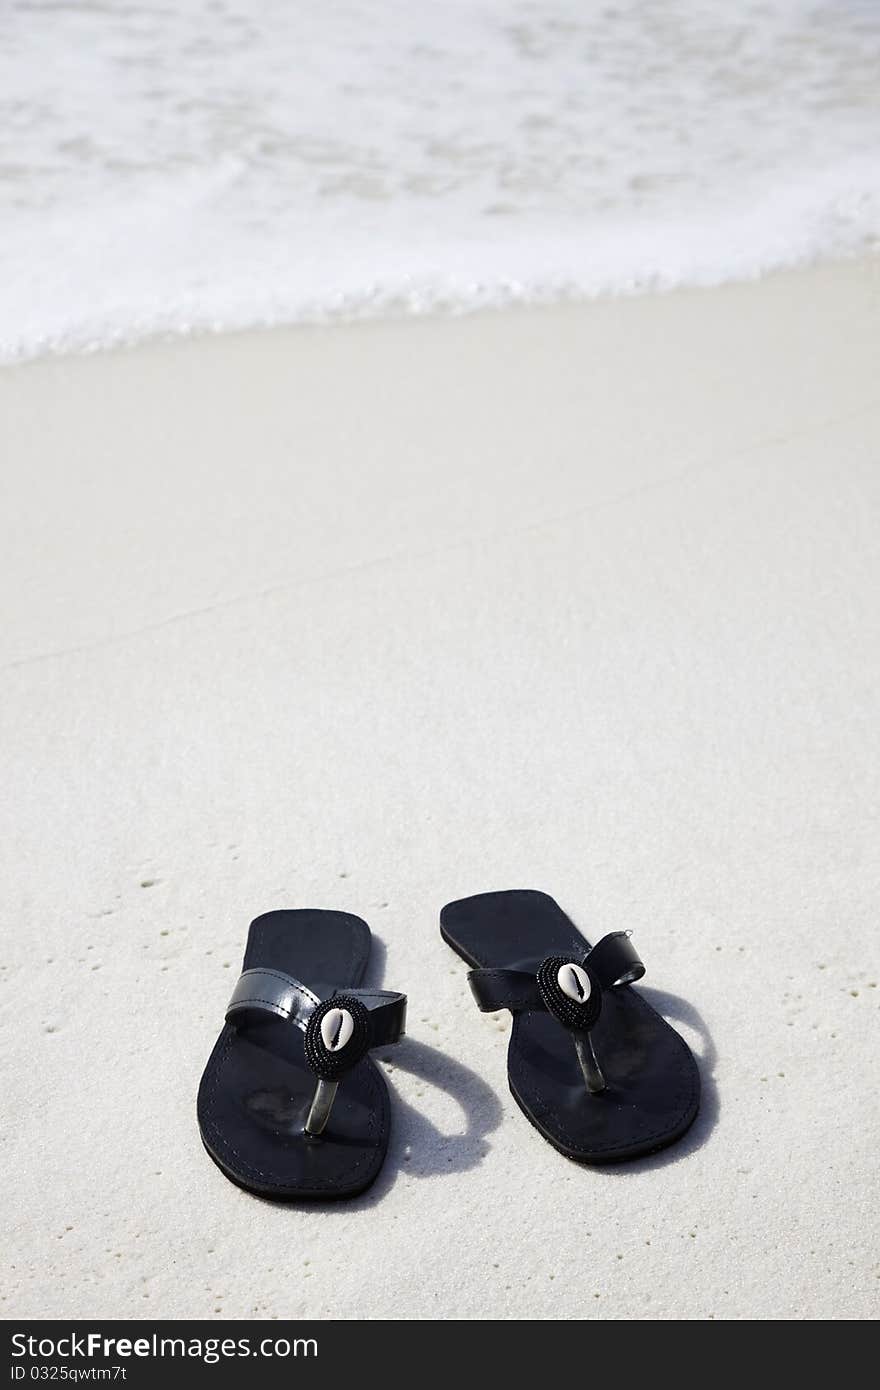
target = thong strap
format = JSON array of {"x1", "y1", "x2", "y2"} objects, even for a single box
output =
[{"x1": 226, "y1": 967, "x2": 406, "y2": 1135}]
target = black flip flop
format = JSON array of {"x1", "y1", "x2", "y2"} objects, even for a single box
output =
[
  {"x1": 440, "y1": 889, "x2": 699, "y2": 1163},
  {"x1": 198, "y1": 909, "x2": 406, "y2": 1199}
]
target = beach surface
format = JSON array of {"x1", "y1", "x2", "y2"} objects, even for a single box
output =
[{"x1": 2, "y1": 259, "x2": 879, "y2": 1320}]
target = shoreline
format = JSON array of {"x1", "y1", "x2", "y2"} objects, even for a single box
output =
[{"x1": 3, "y1": 251, "x2": 878, "y2": 373}]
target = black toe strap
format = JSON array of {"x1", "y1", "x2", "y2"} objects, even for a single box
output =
[
  {"x1": 467, "y1": 933, "x2": 644, "y2": 1100},
  {"x1": 344, "y1": 989, "x2": 407, "y2": 1046},
  {"x1": 468, "y1": 969, "x2": 542, "y2": 1013},
  {"x1": 226, "y1": 969, "x2": 406, "y2": 1046},
  {"x1": 226, "y1": 967, "x2": 321, "y2": 1031},
  {"x1": 585, "y1": 932, "x2": 645, "y2": 988},
  {"x1": 467, "y1": 933, "x2": 645, "y2": 1014},
  {"x1": 226, "y1": 968, "x2": 407, "y2": 1139}
]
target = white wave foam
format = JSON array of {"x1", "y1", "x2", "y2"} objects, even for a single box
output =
[{"x1": 1, "y1": 0, "x2": 879, "y2": 360}]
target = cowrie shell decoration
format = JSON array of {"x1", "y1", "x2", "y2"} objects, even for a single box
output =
[
  {"x1": 305, "y1": 994, "x2": 371, "y2": 1081},
  {"x1": 320, "y1": 1007, "x2": 354, "y2": 1053},
  {"x1": 557, "y1": 962, "x2": 592, "y2": 1004},
  {"x1": 536, "y1": 955, "x2": 602, "y2": 1032}
]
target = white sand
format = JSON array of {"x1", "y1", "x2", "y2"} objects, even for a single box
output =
[{"x1": 2, "y1": 260, "x2": 879, "y2": 1321}]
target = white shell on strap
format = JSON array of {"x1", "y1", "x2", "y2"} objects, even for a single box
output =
[
  {"x1": 557, "y1": 962, "x2": 591, "y2": 1004},
  {"x1": 320, "y1": 1007, "x2": 354, "y2": 1052}
]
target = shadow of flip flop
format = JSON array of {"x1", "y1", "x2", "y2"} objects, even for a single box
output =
[{"x1": 336, "y1": 1035, "x2": 504, "y2": 1208}]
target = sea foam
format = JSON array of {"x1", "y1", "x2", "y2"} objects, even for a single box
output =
[{"x1": 1, "y1": 0, "x2": 878, "y2": 360}]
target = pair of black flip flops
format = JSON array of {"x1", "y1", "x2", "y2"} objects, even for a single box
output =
[{"x1": 197, "y1": 890, "x2": 700, "y2": 1199}]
